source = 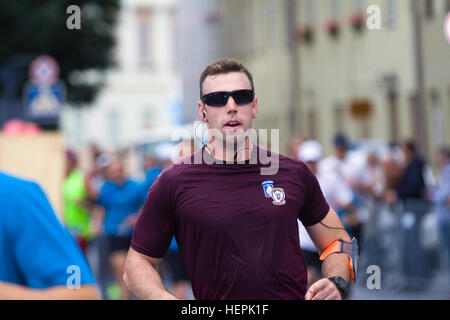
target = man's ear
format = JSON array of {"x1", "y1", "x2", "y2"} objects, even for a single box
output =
[
  {"x1": 252, "y1": 96, "x2": 258, "y2": 119},
  {"x1": 198, "y1": 101, "x2": 207, "y2": 122}
]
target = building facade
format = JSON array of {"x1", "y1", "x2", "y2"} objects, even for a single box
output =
[
  {"x1": 177, "y1": 0, "x2": 224, "y2": 124},
  {"x1": 62, "y1": 0, "x2": 182, "y2": 152},
  {"x1": 216, "y1": 0, "x2": 450, "y2": 162}
]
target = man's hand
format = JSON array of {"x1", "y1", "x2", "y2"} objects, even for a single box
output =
[
  {"x1": 305, "y1": 278, "x2": 342, "y2": 300},
  {"x1": 124, "y1": 248, "x2": 178, "y2": 300}
]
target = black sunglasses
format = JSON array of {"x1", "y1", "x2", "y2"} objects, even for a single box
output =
[{"x1": 201, "y1": 89, "x2": 254, "y2": 107}]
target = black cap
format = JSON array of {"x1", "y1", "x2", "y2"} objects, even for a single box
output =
[{"x1": 333, "y1": 133, "x2": 348, "y2": 147}]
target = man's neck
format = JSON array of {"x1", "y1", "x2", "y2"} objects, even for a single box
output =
[{"x1": 206, "y1": 137, "x2": 254, "y2": 163}]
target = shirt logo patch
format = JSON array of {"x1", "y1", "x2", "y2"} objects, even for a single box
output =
[
  {"x1": 271, "y1": 188, "x2": 286, "y2": 206},
  {"x1": 261, "y1": 180, "x2": 274, "y2": 198}
]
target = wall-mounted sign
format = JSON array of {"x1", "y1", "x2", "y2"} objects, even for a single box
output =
[
  {"x1": 24, "y1": 55, "x2": 65, "y2": 122},
  {"x1": 349, "y1": 98, "x2": 373, "y2": 119}
]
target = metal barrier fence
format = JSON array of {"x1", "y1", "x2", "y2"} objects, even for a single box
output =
[{"x1": 358, "y1": 198, "x2": 448, "y2": 292}]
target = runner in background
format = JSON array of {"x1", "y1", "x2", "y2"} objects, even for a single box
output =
[
  {"x1": 158, "y1": 140, "x2": 195, "y2": 299},
  {"x1": 63, "y1": 149, "x2": 94, "y2": 253},
  {"x1": 0, "y1": 171, "x2": 99, "y2": 299},
  {"x1": 143, "y1": 155, "x2": 163, "y2": 194},
  {"x1": 85, "y1": 153, "x2": 146, "y2": 300}
]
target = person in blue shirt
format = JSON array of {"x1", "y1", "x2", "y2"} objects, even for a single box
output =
[
  {"x1": 155, "y1": 140, "x2": 195, "y2": 299},
  {"x1": 142, "y1": 154, "x2": 163, "y2": 195},
  {"x1": 85, "y1": 154, "x2": 146, "y2": 300},
  {"x1": 0, "y1": 171, "x2": 98, "y2": 299}
]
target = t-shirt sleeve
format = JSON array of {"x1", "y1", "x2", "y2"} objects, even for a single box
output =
[
  {"x1": 131, "y1": 169, "x2": 175, "y2": 259},
  {"x1": 297, "y1": 163, "x2": 330, "y2": 226},
  {"x1": 9, "y1": 182, "x2": 96, "y2": 289}
]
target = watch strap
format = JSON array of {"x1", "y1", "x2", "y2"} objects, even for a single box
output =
[{"x1": 327, "y1": 276, "x2": 349, "y2": 299}]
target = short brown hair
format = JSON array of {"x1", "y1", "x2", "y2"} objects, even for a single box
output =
[{"x1": 199, "y1": 58, "x2": 254, "y2": 98}]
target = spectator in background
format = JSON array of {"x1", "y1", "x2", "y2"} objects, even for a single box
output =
[
  {"x1": 363, "y1": 152, "x2": 387, "y2": 236},
  {"x1": 85, "y1": 154, "x2": 146, "y2": 300},
  {"x1": 287, "y1": 136, "x2": 303, "y2": 158},
  {"x1": 297, "y1": 140, "x2": 324, "y2": 288},
  {"x1": 319, "y1": 133, "x2": 361, "y2": 187},
  {"x1": 0, "y1": 171, "x2": 99, "y2": 299},
  {"x1": 63, "y1": 150, "x2": 94, "y2": 253},
  {"x1": 379, "y1": 144, "x2": 403, "y2": 204},
  {"x1": 319, "y1": 133, "x2": 361, "y2": 240},
  {"x1": 365, "y1": 152, "x2": 386, "y2": 199},
  {"x1": 393, "y1": 140, "x2": 427, "y2": 202},
  {"x1": 431, "y1": 146, "x2": 450, "y2": 271}
]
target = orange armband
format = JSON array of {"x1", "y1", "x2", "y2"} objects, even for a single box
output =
[{"x1": 319, "y1": 237, "x2": 358, "y2": 283}]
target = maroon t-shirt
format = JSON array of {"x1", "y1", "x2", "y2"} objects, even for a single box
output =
[{"x1": 131, "y1": 145, "x2": 329, "y2": 300}]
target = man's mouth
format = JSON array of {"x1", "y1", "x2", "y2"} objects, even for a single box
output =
[{"x1": 223, "y1": 120, "x2": 242, "y2": 131}]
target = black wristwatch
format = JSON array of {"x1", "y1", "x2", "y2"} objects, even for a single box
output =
[{"x1": 328, "y1": 276, "x2": 350, "y2": 299}]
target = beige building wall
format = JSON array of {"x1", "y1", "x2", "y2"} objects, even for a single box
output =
[
  {"x1": 218, "y1": 0, "x2": 293, "y2": 152},
  {"x1": 297, "y1": 0, "x2": 418, "y2": 154},
  {"x1": 217, "y1": 0, "x2": 449, "y2": 161},
  {"x1": 213, "y1": 0, "x2": 449, "y2": 162},
  {"x1": 421, "y1": 0, "x2": 450, "y2": 162}
]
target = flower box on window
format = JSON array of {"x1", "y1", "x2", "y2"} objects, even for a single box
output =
[
  {"x1": 295, "y1": 24, "x2": 314, "y2": 44},
  {"x1": 349, "y1": 11, "x2": 365, "y2": 32},
  {"x1": 324, "y1": 19, "x2": 340, "y2": 38}
]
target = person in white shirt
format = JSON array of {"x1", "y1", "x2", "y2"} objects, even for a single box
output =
[
  {"x1": 297, "y1": 140, "x2": 324, "y2": 288},
  {"x1": 297, "y1": 139, "x2": 356, "y2": 287},
  {"x1": 318, "y1": 134, "x2": 361, "y2": 239}
]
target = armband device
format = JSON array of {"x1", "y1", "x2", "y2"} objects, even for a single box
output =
[{"x1": 319, "y1": 237, "x2": 358, "y2": 283}]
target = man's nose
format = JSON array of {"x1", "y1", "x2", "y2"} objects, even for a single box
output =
[{"x1": 225, "y1": 96, "x2": 238, "y2": 113}]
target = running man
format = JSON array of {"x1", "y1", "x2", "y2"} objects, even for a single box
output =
[
  {"x1": 124, "y1": 58, "x2": 354, "y2": 300},
  {"x1": 63, "y1": 150, "x2": 94, "y2": 253},
  {"x1": 85, "y1": 154, "x2": 146, "y2": 299}
]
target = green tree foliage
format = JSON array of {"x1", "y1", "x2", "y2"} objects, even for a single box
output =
[{"x1": 0, "y1": 0, "x2": 120, "y2": 104}]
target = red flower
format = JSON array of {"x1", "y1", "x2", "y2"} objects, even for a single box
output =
[
  {"x1": 295, "y1": 24, "x2": 313, "y2": 42},
  {"x1": 349, "y1": 11, "x2": 365, "y2": 30},
  {"x1": 324, "y1": 19, "x2": 340, "y2": 37}
]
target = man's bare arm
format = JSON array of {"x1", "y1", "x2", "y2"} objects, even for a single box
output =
[
  {"x1": 307, "y1": 208, "x2": 352, "y2": 280},
  {"x1": 304, "y1": 208, "x2": 352, "y2": 300},
  {"x1": 123, "y1": 247, "x2": 177, "y2": 300},
  {"x1": 0, "y1": 282, "x2": 99, "y2": 300}
]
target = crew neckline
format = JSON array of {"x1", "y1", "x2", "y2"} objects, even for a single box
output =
[{"x1": 200, "y1": 144, "x2": 263, "y2": 168}]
